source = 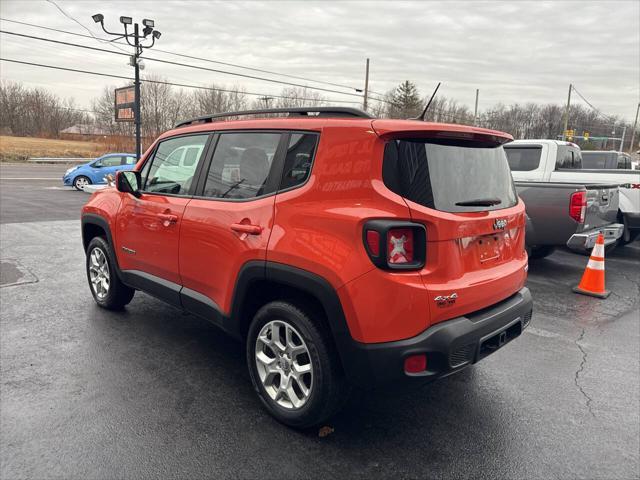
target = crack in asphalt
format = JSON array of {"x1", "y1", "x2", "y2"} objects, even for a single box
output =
[{"x1": 574, "y1": 328, "x2": 595, "y2": 418}]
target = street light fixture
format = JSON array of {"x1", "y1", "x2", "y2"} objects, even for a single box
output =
[{"x1": 92, "y1": 13, "x2": 161, "y2": 160}]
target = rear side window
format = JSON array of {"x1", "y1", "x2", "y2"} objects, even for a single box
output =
[
  {"x1": 202, "y1": 132, "x2": 281, "y2": 199},
  {"x1": 504, "y1": 146, "x2": 542, "y2": 171},
  {"x1": 142, "y1": 134, "x2": 209, "y2": 195},
  {"x1": 383, "y1": 140, "x2": 518, "y2": 213},
  {"x1": 556, "y1": 146, "x2": 582, "y2": 169},
  {"x1": 280, "y1": 133, "x2": 318, "y2": 190}
]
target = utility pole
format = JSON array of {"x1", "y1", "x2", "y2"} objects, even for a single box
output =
[
  {"x1": 258, "y1": 96, "x2": 273, "y2": 108},
  {"x1": 562, "y1": 84, "x2": 572, "y2": 141},
  {"x1": 628, "y1": 102, "x2": 640, "y2": 153},
  {"x1": 473, "y1": 88, "x2": 479, "y2": 126},
  {"x1": 92, "y1": 13, "x2": 161, "y2": 160},
  {"x1": 363, "y1": 58, "x2": 370, "y2": 112},
  {"x1": 619, "y1": 125, "x2": 627, "y2": 152}
]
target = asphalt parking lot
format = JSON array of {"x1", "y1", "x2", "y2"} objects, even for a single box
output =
[{"x1": 1, "y1": 164, "x2": 639, "y2": 479}]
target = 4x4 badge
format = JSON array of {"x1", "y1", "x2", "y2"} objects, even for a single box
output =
[
  {"x1": 493, "y1": 219, "x2": 507, "y2": 230},
  {"x1": 434, "y1": 293, "x2": 458, "y2": 307}
]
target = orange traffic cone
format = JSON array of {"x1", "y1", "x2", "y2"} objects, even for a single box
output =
[{"x1": 573, "y1": 233, "x2": 610, "y2": 299}]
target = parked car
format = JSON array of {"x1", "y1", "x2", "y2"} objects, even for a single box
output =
[
  {"x1": 81, "y1": 107, "x2": 533, "y2": 428},
  {"x1": 63, "y1": 153, "x2": 137, "y2": 190},
  {"x1": 581, "y1": 150, "x2": 633, "y2": 169},
  {"x1": 505, "y1": 140, "x2": 639, "y2": 244}
]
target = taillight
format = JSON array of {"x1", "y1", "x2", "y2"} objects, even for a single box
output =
[
  {"x1": 363, "y1": 221, "x2": 426, "y2": 270},
  {"x1": 387, "y1": 228, "x2": 413, "y2": 264},
  {"x1": 366, "y1": 230, "x2": 380, "y2": 257},
  {"x1": 569, "y1": 191, "x2": 586, "y2": 223}
]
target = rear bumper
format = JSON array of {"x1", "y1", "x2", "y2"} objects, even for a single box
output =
[
  {"x1": 342, "y1": 287, "x2": 533, "y2": 388},
  {"x1": 566, "y1": 223, "x2": 624, "y2": 250}
]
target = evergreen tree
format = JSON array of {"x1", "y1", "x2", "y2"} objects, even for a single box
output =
[{"x1": 389, "y1": 80, "x2": 422, "y2": 119}]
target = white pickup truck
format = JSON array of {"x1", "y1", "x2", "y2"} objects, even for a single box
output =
[{"x1": 505, "y1": 140, "x2": 640, "y2": 247}]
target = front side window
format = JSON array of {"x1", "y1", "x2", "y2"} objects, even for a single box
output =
[
  {"x1": 280, "y1": 133, "x2": 318, "y2": 190},
  {"x1": 202, "y1": 132, "x2": 281, "y2": 199},
  {"x1": 124, "y1": 156, "x2": 136, "y2": 165},
  {"x1": 142, "y1": 134, "x2": 209, "y2": 195},
  {"x1": 504, "y1": 146, "x2": 542, "y2": 171}
]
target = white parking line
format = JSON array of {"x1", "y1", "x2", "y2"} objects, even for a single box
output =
[{"x1": 0, "y1": 177, "x2": 60, "y2": 180}]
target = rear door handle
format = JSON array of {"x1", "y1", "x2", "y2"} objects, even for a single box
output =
[
  {"x1": 157, "y1": 213, "x2": 178, "y2": 225},
  {"x1": 230, "y1": 223, "x2": 262, "y2": 235}
]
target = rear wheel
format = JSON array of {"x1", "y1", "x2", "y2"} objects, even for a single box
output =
[
  {"x1": 86, "y1": 236, "x2": 134, "y2": 309},
  {"x1": 528, "y1": 245, "x2": 555, "y2": 260},
  {"x1": 74, "y1": 175, "x2": 91, "y2": 191},
  {"x1": 246, "y1": 301, "x2": 348, "y2": 429}
]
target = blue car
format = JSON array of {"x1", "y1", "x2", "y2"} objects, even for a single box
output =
[{"x1": 63, "y1": 153, "x2": 137, "y2": 190}]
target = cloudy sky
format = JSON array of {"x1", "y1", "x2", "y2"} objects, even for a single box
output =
[{"x1": 1, "y1": 0, "x2": 638, "y2": 120}]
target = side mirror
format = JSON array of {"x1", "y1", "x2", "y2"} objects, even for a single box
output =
[{"x1": 116, "y1": 171, "x2": 141, "y2": 198}]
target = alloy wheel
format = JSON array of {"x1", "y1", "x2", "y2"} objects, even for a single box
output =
[
  {"x1": 89, "y1": 247, "x2": 110, "y2": 300},
  {"x1": 255, "y1": 320, "x2": 313, "y2": 409}
]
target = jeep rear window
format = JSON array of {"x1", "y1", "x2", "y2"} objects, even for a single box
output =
[{"x1": 383, "y1": 140, "x2": 517, "y2": 213}]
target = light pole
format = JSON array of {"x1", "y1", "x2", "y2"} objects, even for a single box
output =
[{"x1": 92, "y1": 14, "x2": 161, "y2": 160}]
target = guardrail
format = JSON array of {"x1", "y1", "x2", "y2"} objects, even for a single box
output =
[{"x1": 28, "y1": 157, "x2": 93, "y2": 164}]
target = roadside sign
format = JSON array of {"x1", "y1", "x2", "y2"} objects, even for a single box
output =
[{"x1": 114, "y1": 86, "x2": 135, "y2": 122}]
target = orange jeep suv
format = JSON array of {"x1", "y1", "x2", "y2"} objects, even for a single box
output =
[{"x1": 81, "y1": 107, "x2": 532, "y2": 428}]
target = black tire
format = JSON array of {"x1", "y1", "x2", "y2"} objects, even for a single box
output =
[
  {"x1": 246, "y1": 301, "x2": 349, "y2": 429},
  {"x1": 86, "y1": 236, "x2": 134, "y2": 309},
  {"x1": 73, "y1": 175, "x2": 91, "y2": 191},
  {"x1": 528, "y1": 245, "x2": 556, "y2": 260}
]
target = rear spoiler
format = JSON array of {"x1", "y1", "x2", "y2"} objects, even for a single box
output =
[{"x1": 371, "y1": 120, "x2": 513, "y2": 147}]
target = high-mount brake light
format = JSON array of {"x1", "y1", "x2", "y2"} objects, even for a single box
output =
[
  {"x1": 387, "y1": 228, "x2": 414, "y2": 264},
  {"x1": 569, "y1": 191, "x2": 587, "y2": 223}
]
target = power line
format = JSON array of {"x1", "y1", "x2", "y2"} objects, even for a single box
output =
[
  {"x1": 0, "y1": 30, "x2": 130, "y2": 56},
  {"x1": 0, "y1": 16, "x2": 365, "y2": 94},
  {"x1": 0, "y1": 28, "x2": 367, "y2": 100},
  {"x1": 0, "y1": 57, "x2": 360, "y2": 105},
  {"x1": 571, "y1": 85, "x2": 614, "y2": 121},
  {"x1": 43, "y1": 0, "x2": 129, "y2": 54}
]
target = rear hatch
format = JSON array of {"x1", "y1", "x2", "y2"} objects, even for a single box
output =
[
  {"x1": 578, "y1": 184, "x2": 620, "y2": 232},
  {"x1": 375, "y1": 123, "x2": 527, "y2": 325}
]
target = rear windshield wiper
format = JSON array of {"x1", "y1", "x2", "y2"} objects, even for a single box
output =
[{"x1": 455, "y1": 198, "x2": 502, "y2": 207}]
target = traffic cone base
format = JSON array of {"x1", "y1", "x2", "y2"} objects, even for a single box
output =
[
  {"x1": 573, "y1": 233, "x2": 609, "y2": 299},
  {"x1": 572, "y1": 285, "x2": 610, "y2": 299}
]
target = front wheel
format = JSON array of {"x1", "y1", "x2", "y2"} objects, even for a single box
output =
[
  {"x1": 86, "y1": 236, "x2": 134, "y2": 309},
  {"x1": 246, "y1": 301, "x2": 348, "y2": 429},
  {"x1": 73, "y1": 175, "x2": 91, "y2": 191}
]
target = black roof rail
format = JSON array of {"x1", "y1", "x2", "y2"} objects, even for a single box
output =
[{"x1": 174, "y1": 106, "x2": 373, "y2": 128}]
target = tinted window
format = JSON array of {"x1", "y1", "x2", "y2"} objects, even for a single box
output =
[
  {"x1": 556, "y1": 145, "x2": 582, "y2": 169},
  {"x1": 581, "y1": 152, "x2": 608, "y2": 169},
  {"x1": 280, "y1": 133, "x2": 317, "y2": 190},
  {"x1": 383, "y1": 140, "x2": 518, "y2": 213},
  {"x1": 617, "y1": 155, "x2": 630, "y2": 169},
  {"x1": 142, "y1": 134, "x2": 208, "y2": 195},
  {"x1": 504, "y1": 146, "x2": 542, "y2": 171},
  {"x1": 203, "y1": 133, "x2": 281, "y2": 199}
]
